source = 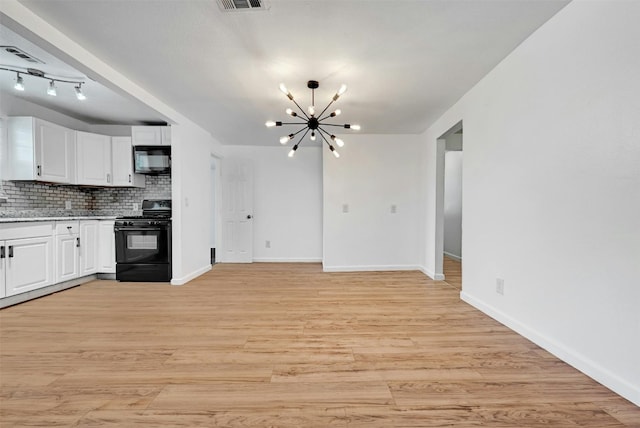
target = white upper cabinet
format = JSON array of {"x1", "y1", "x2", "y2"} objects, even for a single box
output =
[
  {"x1": 111, "y1": 137, "x2": 145, "y2": 188},
  {"x1": 4, "y1": 117, "x2": 76, "y2": 184},
  {"x1": 76, "y1": 131, "x2": 112, "y2": 186},
  {"x1": 132, "y1": 126, "x2": 171, "y2": 146}
]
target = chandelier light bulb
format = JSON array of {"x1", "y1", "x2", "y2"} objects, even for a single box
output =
[
  {"x1": 265, "y1": 121, "x2": 276, "y2": 127},
  {"x1": 337, "y1": 84, "x2": 347, "y2": 96},
  {"x1": 75, "y1": 84, "x2": 86, "y2": 100},
  {"x1": 330, "y1": 109, "x2": 342, "y2": 117},
  {"x1": 310, "y1": 132, "x2": 316, "y2": 141},
  {"x1": 14, "y1": 73, "x2": 24, "y2": 91},
  {"x1": 330, "y1": 146, "x2": 340, "y2": 158},
  {"x1": 335, "y1": 138, "x2": 344, "y2": 147},
  {"x1": 279, "y1": 83, "x2": 288, "y2": 95},
  {"x1": 351, "y1": 124, "x2": 361, "y2": 131},
  {"x1": 47, "y1": 80, "x2": 57, "y2": 96},
  {"x1": 280, "y1": 134, "x2": 293, "y2": 145},
  {"x1": 285, "y1": 108, "x2": 297, "y2": 117},
  {"x1": 288, "y1": 144, "x2": 299, "y2": 158},
  {"x1": 308, "y1": 105, "x2": 315, "y2": 116}
]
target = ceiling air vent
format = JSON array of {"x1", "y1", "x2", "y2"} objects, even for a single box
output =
[
  {"x1": 1, "y1": 46, "x2": 45, "y2": 64},
  {"x1": 218, "y1": 0, "x2": 268, "y2": 11}
]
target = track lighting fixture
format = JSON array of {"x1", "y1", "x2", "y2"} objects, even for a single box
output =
[
  {"x1": 1, "y1": 67, "x2": 85, "y2": 100},
  {"x1": 265, "y1": 80, "x2": 361, "y2": 158}
]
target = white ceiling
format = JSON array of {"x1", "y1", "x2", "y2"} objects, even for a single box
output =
[
  {"x1": 7, "y1": 0, "x2": 569, "y2": 145},
  {"x1": 0, "y1": 24, "x2": 168, "y2": 125}
]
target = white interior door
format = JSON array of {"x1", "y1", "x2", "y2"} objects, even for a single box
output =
[{"x1": 221, "y1": 159, "x2": 253, "y2": 263}]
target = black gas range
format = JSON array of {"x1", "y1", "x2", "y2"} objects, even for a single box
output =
[{"x1": 115, "y1": 199, "x2": 172, "y2": 282}]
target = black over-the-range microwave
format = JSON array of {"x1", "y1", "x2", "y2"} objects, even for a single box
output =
[{"x1": 133, "y1": 145, "x2": 171, "y2": 174}]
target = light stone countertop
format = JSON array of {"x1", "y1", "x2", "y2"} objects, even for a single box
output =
[{"x1": 0, "y1": 216, "x2": 118, "y2": 224}]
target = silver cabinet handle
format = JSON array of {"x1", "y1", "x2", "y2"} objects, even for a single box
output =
[
  {"x1": 8, "y1": 246, "x2": 14, "y2": 258},
  {"x1": 0, "y1": 246, "x2": 5, "y2": 258},
  {"x1": 129, "y1": 174, "x2": 132, "y2": 183},
  {"x1": 107, "y1": 173, "x2": 111, "y2": 183},
  {"x1": 37, "y1": 165, "x2": 41, "y2": 176},
  {"x1": 76, "y1": 237, "x2": 80, "y2": 248}
]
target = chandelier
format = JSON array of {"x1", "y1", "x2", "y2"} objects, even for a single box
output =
[
  {"x1": 265, "y1": 80, "x2": 360, "y2": 158},
  {"x1": 1, "y1": 66, "x2": 86, "y2": 100}
]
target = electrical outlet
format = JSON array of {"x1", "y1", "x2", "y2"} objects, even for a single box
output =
[
  {"x1": 265, "y1": 240, "x2": 271, "y2": 248},
  {"x1": 390, "y1": 204, "x2": 397, "y2": 214},
  {"x1": 496, "y1": 278, "x2": 505, "y2": 295},
  {"x1": 132, "y1": 203, "x2": 138, "y2": 211},
  {"x1": 342, "y1": 204, "x2": 349, "y2": 213},
  {"x1": 65, "y1": 200, "x2": 72, "y2": 210}
]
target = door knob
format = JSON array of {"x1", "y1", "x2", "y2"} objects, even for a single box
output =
[{"x1": 247, "y1": 215, "x2": 253, "y2": 219}]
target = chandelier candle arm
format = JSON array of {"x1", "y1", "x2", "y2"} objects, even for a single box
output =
[{"x1": 318, "y1": 132, "x2": 340, "y2": 158}]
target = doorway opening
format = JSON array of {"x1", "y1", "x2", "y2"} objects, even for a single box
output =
[
  {"x1": 210, "y1": 155, "x2": 221, "y2": 265},
  {"x1": 436, "y1": 121, "x2": 463, "y2": 289}
]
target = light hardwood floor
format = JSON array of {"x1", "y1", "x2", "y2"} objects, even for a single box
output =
[
  {"x1": 443, "y1": 255, "x2": 462, "y2": 290},
  {"x1": 1, "y1": 263, "x2": 638, "y2": 427}
]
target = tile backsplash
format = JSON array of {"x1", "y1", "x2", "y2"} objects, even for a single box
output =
[{"x1": 0, "y1": 175, "x2": 171, "y2": 217}]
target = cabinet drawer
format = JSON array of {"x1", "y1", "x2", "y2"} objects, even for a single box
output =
[
  {"x1": 0, "y1": 222, "x2": 54, "y2": 240},
  {"x1": 55, "y1": 221, "x2": 80, "y2": 235}
]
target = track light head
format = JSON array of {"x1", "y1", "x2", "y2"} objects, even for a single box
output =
[
  {"x1": 75, "y1": 84, "x2": 86, "y2": 100},
  {"x1": 14, "y1": 73, "x2": 24, "y2": 91},
  {"x1": 47, "y1": 80, "x2": 57, "y2": 96}
]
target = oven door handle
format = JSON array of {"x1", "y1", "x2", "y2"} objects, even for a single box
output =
[{"x1": 115, "y1": 227, "x2": 165, "y2": 232}]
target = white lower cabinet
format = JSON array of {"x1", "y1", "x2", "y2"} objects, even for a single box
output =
[
  {"x1": 80, "y1": 220, "x2": 99, "y2": 276},
  {"x1": 1, "y1": 219, "x2": 115, "y2": 303},
  {"x1": 98, "y1": 221, "x2": 116, "y2": 273},
  {"x1": 0, "y1": 222, "x2": 55, "y2": 298},
  {"x1": 54, "y1": 220, "x2": 99, "y2": 281},
  {"x1": 55, "y1": 221, "x2": 80, "y2": 283}
]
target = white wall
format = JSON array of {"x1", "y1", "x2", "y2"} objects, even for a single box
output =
[
  {"x1": 323, "y1": 134, "x2": 424, "y2": 271},
  {"x1": 170, "y1": 122, "x2": 225, "y2": 284},
  {"x1": 443, "y1": 151, "x2": 462, "y2": 259},
  {"x1": 224, "y1": 145, "x2": 323, "y2": 262},
  {"x1": 423, "y1": 0, "x2": 640, "y2": 405}
]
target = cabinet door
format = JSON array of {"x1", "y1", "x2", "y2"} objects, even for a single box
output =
[
  {"x1": 79, "y1": 221, "x2": 99, "y2": 276},
  {"x1": 111, "y1": 137, "x2": 145, "y2": 187},
  {"x1": 132, "y1": 126, "x2": 162, "y2": 146},
  {"x1": 98, "y1": 221, "x2": 116, "y2": 273},
  {"x1": 76, "y1": 131, "x2": 112, "y2": 186},
  {"x1": 56, "y1": 234, "x2": 79, "y2": 282},
  {"x1": 0, "y1": 248, "x2": 5, "y2": 299},
  {"x1": 5, "y1": 236, "x2": 54, "y2": 297},
  {"x1": 34, "y1": 119, "x2": 76, "y2": 184}
]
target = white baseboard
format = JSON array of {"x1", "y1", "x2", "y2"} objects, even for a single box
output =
[
  {"x1": 170, "y1": 264, "x2": 212, "y2": 286},
  {"x1": 443, "y1": 251, "x2": 462, "y2": 262},
  {"x1": 252, "y1": 258, "x2": 322, "y2": 263},
  {"x1": 460, "y1": 291, "x2": 640, "y2": 407},
  {"x1": 420, "y1": 266, "x2": 446, "y2": 280},
  {"x1": 322, "y1": 264, "x2": 421, "y2": 273},
  {"x1": 0, "y1": 274, "x2": 97, "y2": 309}
]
